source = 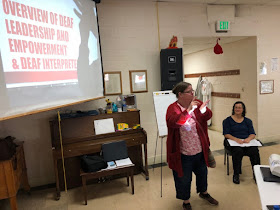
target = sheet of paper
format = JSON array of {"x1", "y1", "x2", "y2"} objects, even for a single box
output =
[
  {"x1": 260, "y1": 62, "x2": 267, "y2": 75},
  {"x1": 115, "y1": 158, "x2": 133, "y2": 167},
  {"x1": 227, "y1": 139, "x2": 262, "y2": 147},
  {"x1": 271, "y1": 57, "x2": 279, "y2": 71},
  {"x1": 94, "y1": 118, "x2": 115, "y2": 135},
  {"x1": 102, "y1": 161, "x2": 117, "y2": 170}
]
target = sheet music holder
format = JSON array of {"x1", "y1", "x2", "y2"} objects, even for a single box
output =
[{"x1": 260, "y1": 167, "x2": 280, "y2": 182}]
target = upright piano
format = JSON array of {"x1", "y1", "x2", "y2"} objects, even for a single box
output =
[{"x1": 49, "y1": 110, "x2": 149, "y2": 200}]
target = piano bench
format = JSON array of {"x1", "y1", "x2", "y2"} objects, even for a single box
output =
[{"x1": 80, "y1": 164, "x2": 135, "y2": 205}]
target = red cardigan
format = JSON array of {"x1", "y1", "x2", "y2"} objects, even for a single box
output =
[{"x1": 166, "y1": 100, "x2": 212, "y2": 177}]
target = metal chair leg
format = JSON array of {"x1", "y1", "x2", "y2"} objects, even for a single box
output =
[
  {"x1": 227, "y1": 153, "x2": 229, "y2": 176},
  {"x1": 224, "y1": 149, "x2": 226, "y2": 165}
]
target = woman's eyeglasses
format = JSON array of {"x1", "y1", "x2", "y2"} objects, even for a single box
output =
[{"x1": 182, "y1": 90, "x2": 194, "y2": 94}]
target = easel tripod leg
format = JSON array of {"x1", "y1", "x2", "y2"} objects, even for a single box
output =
[{"x1": 161, "y1": 136, "x2": 163, "y2": 197}]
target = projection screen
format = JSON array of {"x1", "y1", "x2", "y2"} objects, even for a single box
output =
[{"x1": 0, "y1": 0, "x2": 104, "y2": 120}]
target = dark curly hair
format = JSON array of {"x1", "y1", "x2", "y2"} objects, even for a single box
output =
[{"x1": 232, "y1": 101, "x2": 246, "y2": 117}]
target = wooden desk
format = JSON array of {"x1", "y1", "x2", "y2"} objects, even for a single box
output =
[
  {"x1": 80, "y1": 164, "x2": 134, "y2": 205},
  {"x1": 0, "y1": 143, "x2": 30, "y2": 210},
  {"x1": 50, "y1": 111, "x2": 149, "y2": 200},
  {"x1": 254, "y1": 165, "x2": 280, "y2": 210}
]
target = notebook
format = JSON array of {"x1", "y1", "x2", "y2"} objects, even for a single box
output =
[
  {"x1": 260, "y1": 167, "x2": 280, "y2": 182},
  {"x1": 115, "y1": 158, "x2": 133, "y2": 167}
]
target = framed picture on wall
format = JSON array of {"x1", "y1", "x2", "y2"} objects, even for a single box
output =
[
  {"x1": 129, "y1": 70, "x2": 148, "y2": 93},
  {"x1": 104, "y1": 71, "x2": 123, "y2": 95},
  {"x1": 260, "y1": 80, "x2": 274, "y2": 94}
]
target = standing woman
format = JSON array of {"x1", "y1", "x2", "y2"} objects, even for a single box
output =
[
  {"x1": 166, "y1": 82, "x2": 218, "y2": 210},
  {"x1": 223, "y1": 101, "x2": 260, "y2": 184}
]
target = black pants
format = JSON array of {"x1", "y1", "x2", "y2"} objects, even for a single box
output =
[
  {"x1": 172, "y1": 152, "x2": 207, "y2": 200},
  {"x1": 228, "y1": 146, "x2": 260, "y2": 175}
]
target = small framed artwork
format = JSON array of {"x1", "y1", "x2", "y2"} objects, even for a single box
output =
[
  {"x1": 104, "y1": 71, "x2": 122, "y2": 95},
  {"x1": 260, "y1": 80, "x2": 274, "y2": 94},
  {"x1": 129, "y1": 70, "x2": 148, "y2": 93}
]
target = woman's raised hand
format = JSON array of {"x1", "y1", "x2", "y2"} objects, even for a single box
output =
[
  {"x1": 199, "y1": 99, "x2": 210, "y2": 112},
  {"x1": 187, "y1": 97, "x2": 199, "y2": 112}
]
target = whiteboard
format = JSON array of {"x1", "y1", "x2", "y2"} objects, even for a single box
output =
[{"x1": 153, "y1": 91, "x2": 177, "y2": 137}]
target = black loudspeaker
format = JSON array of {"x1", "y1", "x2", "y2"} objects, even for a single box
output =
[{"x1": 160, "y1": 48, "x2": 183, "y2": 90}]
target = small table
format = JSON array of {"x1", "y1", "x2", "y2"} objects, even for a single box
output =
[
  {"x1": 0, "y1": 143, "x2": 30, "y2": 210},
  {"x1": 80, "y1": 164, "x2": 135, "y2": 205},
  {"x1": 254, "y1": 165, "x2": 280, "y2": 210}
]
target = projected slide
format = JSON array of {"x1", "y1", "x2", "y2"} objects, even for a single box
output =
[{"x1": 0, "y1": 0, "x2": 104, "y2": 119}]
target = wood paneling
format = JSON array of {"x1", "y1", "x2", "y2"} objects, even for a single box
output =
[
  {"x1": 184, "y1": 69, "x2": 240, "y2": 78},
  {"x1": 184, "y1": 69, "x2": 241, "y2": 98},
  {"x1": 211, "y1": 92, "x2": 240, "y2": 98}
]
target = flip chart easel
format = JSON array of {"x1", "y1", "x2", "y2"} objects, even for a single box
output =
[{"x1": 152, "y1": 91, "x2": 177, "y2": 197}]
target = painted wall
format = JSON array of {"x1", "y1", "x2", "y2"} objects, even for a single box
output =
[
  {"x1": 1, "y1": 0, "x2": 280, "y2": 186},
  {"x1": 184, "y1": 37, "x2": 257, "y2": 133}
]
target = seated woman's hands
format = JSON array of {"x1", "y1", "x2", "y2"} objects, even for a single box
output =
[
  {"x1": 235, "y1": 138, "x2": 244, "y2": 144},
  {"x1": 243, "y1": 138, "x2": 251, "y2": 143}
]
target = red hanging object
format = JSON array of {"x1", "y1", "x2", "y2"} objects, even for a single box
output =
[{"x1": 214, "y1": 38, "x2": 223, "y2": 54}]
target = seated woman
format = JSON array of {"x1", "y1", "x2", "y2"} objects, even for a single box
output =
[{"x1": 222, "y1": 101, "x2": 260, "y2": 184}]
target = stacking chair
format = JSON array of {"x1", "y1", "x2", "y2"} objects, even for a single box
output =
[
  {"x1": 223, "y1": 138, "x2": 263, "y2": 176},
  {"x1": 224, "y1": 142, "x2": 233, "y2": 176}
]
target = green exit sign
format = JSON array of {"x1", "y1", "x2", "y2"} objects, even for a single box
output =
[{"x1": 216, "y1": 21, "x2": 230, "y2": 32}]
